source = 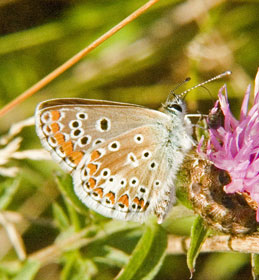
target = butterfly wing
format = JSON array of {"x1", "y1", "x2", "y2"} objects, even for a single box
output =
[
  {"x1": 35, "y1": 98, "x2": 170, "y2": 173},
  {"x1": 35, "y1": 98, "x2": 192, "y2": 223},
  {"x1": 72, "y1": 125, "x2": 178, "y2": 223}
]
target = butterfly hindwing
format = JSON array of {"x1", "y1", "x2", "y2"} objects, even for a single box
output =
[{"x1": 72, "y1": 125, "x2": 174, "y2": 223}]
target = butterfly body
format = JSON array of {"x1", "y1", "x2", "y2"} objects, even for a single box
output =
[{"x1": 35, "y1": 97, "x2": 193, "y2": 223}]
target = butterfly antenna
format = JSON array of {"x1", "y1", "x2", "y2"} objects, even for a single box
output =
[
  {"x1": 166, "y1": 77, "x2": 191, "y2": 104},
  {"x1": 178, "y1": 70, "x2": 232, "y2": 100}
]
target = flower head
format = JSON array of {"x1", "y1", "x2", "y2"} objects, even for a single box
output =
[{"x1": 204, "y1": 69, "x2": 259, "y2": 220}]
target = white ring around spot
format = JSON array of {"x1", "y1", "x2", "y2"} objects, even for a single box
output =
[
  {"x1": 96, "y1": 117, "x2": 111, "y2": 132},
  {"x1": 101, "y1": 168, "x2": 111, "y2": 179},
  {"x1": 93, "y1": 138, "x2": 105, "y2": 147},
  {"x1": 69, "y1": 120, "x2": 82, "y2": 129},
  {"x1": 76, "y1": 112, "x2": 88, "y2": 120},
  {"x1": 41, "y1": 111, "x2": 51, "y2": 124},
  {"x1": 142, "y1": 150, "x2": 152, "y2": 160},
  {"x1": 129, "y1": 177, "x2": 139, "y2": 187},
  {"x1": 108, "y1": 141, "x2": 120, "y2": 151},
  {"x1": 134, "y1": 134, "x2": 144, "y2": 144},
  {"x1": 71, "y1": 128, "x2": 84, "y2": 139}
]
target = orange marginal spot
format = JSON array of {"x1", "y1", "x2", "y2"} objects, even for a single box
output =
[
  {"x1": 88, "y1": 177, "x2": 96, "y2": 189},
  {"x1": 133, "y1": 197, "x2": 140, "y2": 205},
  {"x1": 50, "y1": 122, "x2": 60, "y2": 134},
  {"x1": 51, "y1": 110, "x2": 61, "y2": 121},
  {"x1": 70, "y1": 151, "x2": 84, "y2": 165},
  {"x1": 93, "y1": 187, "x2": 103, "y2": 198},
  {"x1": 87, "y1": 163, "x2": 98, "y2": 175},
  {"x1": 91, "y1": 150, "x2": 101, "y2": 161},
  {"x1": 61, "y1": 141, "x2": 73, "y2": 156},
  {"x1": 139, "y1": 198, "x2": 145, "y2": 209},
  {"x1": 54, "y1": 133, "x2": 65, "y2": 145},
  {"x1": 105, "y1": 192, "x2": 115, "y2": 204},
  {"x1": 118, "y1": 194, "x2": 129, "y2": 208}
]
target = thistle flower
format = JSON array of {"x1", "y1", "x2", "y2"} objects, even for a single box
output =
[{"x1": 205, "y1": 69, "x2": 259, "y2": 220}]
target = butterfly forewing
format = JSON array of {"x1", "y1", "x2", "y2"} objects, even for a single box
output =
[{"x1": 35, "y1": 98, "x2": 170, "y2": 173}]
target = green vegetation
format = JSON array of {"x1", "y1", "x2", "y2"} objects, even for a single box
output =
[{"x1": 0, "y1": 0, "x2": 259, "y2": 279}]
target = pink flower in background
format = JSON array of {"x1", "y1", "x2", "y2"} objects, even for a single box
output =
[{"x1": 205, "y1": 69, "x2": 259, "y2": 220}]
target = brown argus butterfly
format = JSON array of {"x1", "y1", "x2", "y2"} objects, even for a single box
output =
[
  {"x1": 35, "y1": 96, "x2": 193, "y2": 223},
  {"x1": 35, "y1": 72, "x2": 231, "y2": 224}
]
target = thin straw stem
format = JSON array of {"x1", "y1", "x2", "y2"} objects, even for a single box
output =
[{"x1": 0, "y1": 0, "x2": 161, "y2": 118}]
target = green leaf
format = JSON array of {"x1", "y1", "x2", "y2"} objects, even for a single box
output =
[
  {"x1": 115, "y1": 217, "x2": 167, "y2": 280},
  {"x1": 94, "y1": 246, "x2": 129, "y2": 267},
  {"x1": 12, "y1": 260, "x2": 40, "y2": 280},
  {"x1": 53, "y1": 203, "x2": 70, "y2": 230},
  {"x1": 65, "y1": 199, "x2": 84, "y2": 232},
  {"x1": 0, "y1": 178, "x2": 20, "y2": 210},
  {"x1": 199, "y1": 252, "x2": 248, "y2": 280},
  {"x1": 252, "y1": 254, "x2": 259, "y2": 280},
  {"x1": 61, "y1": 251, "x2": 96, "y2": 280},
  {"x1": 55, "y1": 173, "x2": 89, "y2": 216},
  {"x1": 187, "y1": 216, "x2": 208, "y2": 277}
]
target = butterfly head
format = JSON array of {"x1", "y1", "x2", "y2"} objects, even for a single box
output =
[{"x1": 163, "y1": 94, "x2": 187, "y2": 119}]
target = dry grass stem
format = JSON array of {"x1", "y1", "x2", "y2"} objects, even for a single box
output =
[
  {"x1": 0, "y1": 183, "x2": 59, "y2": 259},
  {"x1": 25, "y1": 231, "x2": 259, "y2": 267},
  {"x1": 0, "y1": 117, "x2": 34, "y2": 145},
  {"x1": 0, "y1": 133, "x2": 51, "y2": 177},
  {"x1": 0, "y1": 0, "x2": 161, "y2": 118},
  {"x1": 0, "y1": 212, "x2": 26, "y2": 260},
  {"x1": 12, "y1": 149, "x2": 51, "y2": 160},
  {"x1": 167, "y1": 233, "x2": 259, "y2": 255}
]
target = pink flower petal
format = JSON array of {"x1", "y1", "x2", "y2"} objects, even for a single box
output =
[
  {"x1": 240, "y1": 85, "x2": 250, "y2": 120},
  {"x1": 201, "y1": 69, "x2": 259, "y2": 221},
  {"x1": 254, "y1": 68, "x2": 259, "y2": 103}
]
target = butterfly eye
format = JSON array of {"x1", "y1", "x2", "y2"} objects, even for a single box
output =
[{"x1": 168, "y1": 104, "x2": 183, "y2": 112}]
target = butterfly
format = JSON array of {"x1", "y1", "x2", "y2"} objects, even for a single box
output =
[
  {"x1": 35, "y1": 95, "x2": 194, "y2": 224},
  {"x1": 35, "y1": 70, "x2": 232, "y2": 224}
]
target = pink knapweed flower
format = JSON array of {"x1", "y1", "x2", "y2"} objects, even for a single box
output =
[{"x1": 205, "y1": 69, "x2": 259, "y2": 220}]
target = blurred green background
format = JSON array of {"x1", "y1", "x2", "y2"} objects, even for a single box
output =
[{"x1": 0, "y1": 0, "x2": 258, "y2": 279}]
